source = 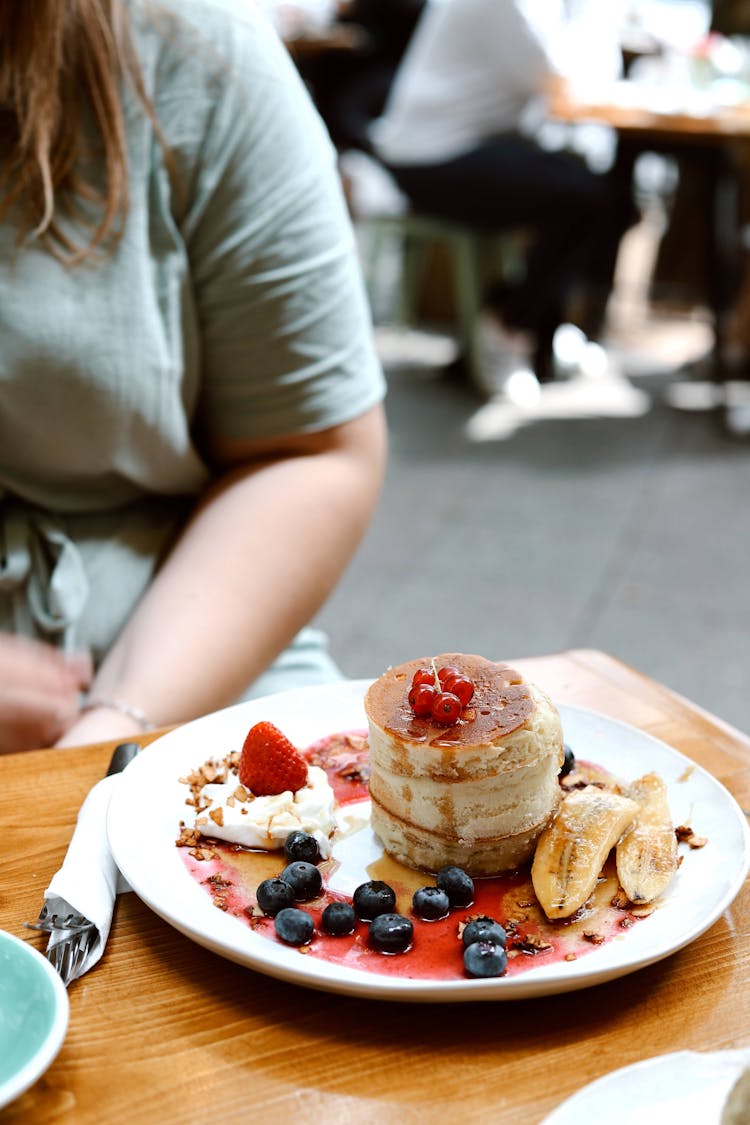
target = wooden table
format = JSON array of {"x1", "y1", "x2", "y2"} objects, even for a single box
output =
[
  {"x1": 283, "y1": 22, "x2": 367, "y2": 59},
  {"x1": 549, "y1": 79, "x2": 750, "y2": 431},
  {"x1": 3, "y1": 649, "x2": 750, "y2": 1124},
  {"x1": 548, "y1": 78, "x2": 750, "y2": 140}
]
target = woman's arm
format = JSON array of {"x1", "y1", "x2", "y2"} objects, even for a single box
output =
[
  {"x1": 55, "y1": 402, "x2": 387, "y2": 746},
  {"x1": 50, "y1": 8, "x2": 388, "y2": 748}
]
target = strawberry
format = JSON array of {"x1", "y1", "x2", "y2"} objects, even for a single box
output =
[{"x1": 239, "y1": 721, "x2": 308, "y2": 796}]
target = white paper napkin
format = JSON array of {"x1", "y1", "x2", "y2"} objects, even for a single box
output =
[{"x1": 44, "y1": 773, "x2": 130, "y2": 977}]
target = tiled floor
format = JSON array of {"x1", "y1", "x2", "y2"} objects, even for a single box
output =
[{"x1": 315, "y1": 213, "x2": 750, "y2": 736}]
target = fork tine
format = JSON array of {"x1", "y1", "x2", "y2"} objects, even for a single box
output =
[
  {"x1": 57, "y1": 941, "x2": 76, "y2": 987},
  {"x1": 46, "y1": 927, "x2": 96, "y2": 986},
  {"x1": 26, "y1": 911, "x2": 92, "y2": 935},
  {"x1": 71, "y1": 933, "x2": 93, "y2": 980},
  {"x1": 46, "y1": 941, "x2": 67, "y2": 982}
]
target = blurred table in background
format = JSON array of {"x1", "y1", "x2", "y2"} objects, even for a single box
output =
[
  {"x1": 548, "y1": 73, "x2": 750, "y2": 144},
  {"x1": 548, "y1": 73, "x2": 750, "y2": 430},
  {"x1": 282, "y1": 18, "x2": 367, "y2": 59}
]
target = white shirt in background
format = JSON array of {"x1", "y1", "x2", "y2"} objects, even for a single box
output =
[{"x1": 370, "y1": 0, "x2": 624, "y2": 166}]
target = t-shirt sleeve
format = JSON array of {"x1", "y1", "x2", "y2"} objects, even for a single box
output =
[{"x1": 180, "y1": 10, "x2": 386, "y2": 441}]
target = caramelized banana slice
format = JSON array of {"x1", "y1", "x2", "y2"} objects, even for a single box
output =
[
  {"x1": 616, "y1": 772, "x2": 678, "y2": 905},
  {"x1": 532, "y1": 786, "x2": 638, "y2": 920}
]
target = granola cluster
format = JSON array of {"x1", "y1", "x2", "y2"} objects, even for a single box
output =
[{"x1": 176, "y1": 750, "x2": 248, "y2": 860}]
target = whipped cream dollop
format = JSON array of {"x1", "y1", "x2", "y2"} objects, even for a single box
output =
[{"x1": 190, "y1": 765, "x2": 336, "y2": 856}]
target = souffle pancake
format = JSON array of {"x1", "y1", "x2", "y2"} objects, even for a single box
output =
[{"x1": 365, "y1": 653, "x2": 564, "y2": 876}]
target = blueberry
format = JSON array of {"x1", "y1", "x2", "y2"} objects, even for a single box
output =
[
  {"x1": 321, "y1": 901, "x2": 356, "y2": 936},
  {"x1": 436, "y1": 865, "x2": 474, "y2": 908},
  {"x1": 284, "y1": 830, "x2": 321, "y2": 865},
  {"x1": 560, "y1": 742, "x2": 575, "y2": 778},
  {"x1": 461, "y1": 916, "x2": 507, "y2": 948},
  {"x1": 274, "y1": 907, "x2": 314, "y2": 946},
  {"x1": 352, "y1": 880, "x2": 396, "y2": 921},
  {"x1": 412, "y1": 885, "x2": 450, "y2": 921},
  {"x1": 255, "y1": 877, "x2": 295, "y2": 917},
  {"x1": 280, "y1": 861, "x2": 323, "y2": 902},
  {"x1": 464, "y1": 940, "x2": 508, "y2": 978},
  {"x1": 368, "y1": 913, "x2": 413, "y2": 953}
]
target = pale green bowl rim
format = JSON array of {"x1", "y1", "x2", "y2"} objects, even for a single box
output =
[{"x1": 0, "y1": 930, "x2": 69, "y2": 1109}]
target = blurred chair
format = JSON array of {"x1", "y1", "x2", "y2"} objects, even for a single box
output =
[{"x1": 364, "y1": 209, "x2": 527, "y2": 393}]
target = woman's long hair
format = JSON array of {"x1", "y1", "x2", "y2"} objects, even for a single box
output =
[{"x1": 0, "y1": 0, "x2": 152, "y2": 263}]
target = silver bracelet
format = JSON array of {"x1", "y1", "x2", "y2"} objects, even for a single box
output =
[{"x1": 81, "y1": 697, "x2": 155, "y2": 732}]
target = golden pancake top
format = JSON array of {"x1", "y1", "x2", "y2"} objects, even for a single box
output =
[{"x1": 364, "y1": 653, "x2": 534, "y2": 748}]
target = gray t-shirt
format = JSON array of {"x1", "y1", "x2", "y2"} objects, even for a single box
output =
[{"x1": 0, "y1": 0, "x2": 385, "y2": 662}]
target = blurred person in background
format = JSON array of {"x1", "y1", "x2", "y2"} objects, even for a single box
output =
[
  {"x1": 263, "y1": 0, "x2": 427, "y2": 154},
  {"x1": 313, "y1": 0, "x2": 427, "y2": 153},
  {"x1": 0, "y1": 0, "x2": 386, "y2": 753},
  {"x1": 370, "y1": 0, "x2": 638, "y2": 385}
]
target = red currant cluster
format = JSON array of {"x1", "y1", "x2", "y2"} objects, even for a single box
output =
[{"x1": 407, "y1": 663, "x2": 475, "y2": 725}]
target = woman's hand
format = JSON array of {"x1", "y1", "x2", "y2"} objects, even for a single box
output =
[{"x1": 0, "y1": 635, "x2": 92, "y2": 754}]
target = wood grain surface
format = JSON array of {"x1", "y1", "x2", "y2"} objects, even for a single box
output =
[
  {"x1": 548, "y1": 78, "x2": 750, "y2": 141},
  {"x1": 2, "y1": 649, "x2": 749, "y2": 1125}
]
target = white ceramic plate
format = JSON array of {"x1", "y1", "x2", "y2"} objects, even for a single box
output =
[
  {"x1": 107, "y1": 680, "x2": 750, "y2": 1002},
  {"x1": 541, "y1": 1048, "x2": 750, "y2": 1124},
  {"x1": 0, "y1": 931, "x2": 69, "y2": 1109}
]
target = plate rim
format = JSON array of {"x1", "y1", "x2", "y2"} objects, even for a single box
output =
[
  {"x1": 540, "y1": 1047, "x2": 750, "y2": 1123},
  {"x1": 107, "y1": 680, "x2": 750, "y2": 1003},
  {"x1": 0, "y1": 930, "x2": 69, "y2": 1109}
]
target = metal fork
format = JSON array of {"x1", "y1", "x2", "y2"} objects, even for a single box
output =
[
  {"x1": 24, "y1": 742, "x2": 140, "y2": 986},
  {"x1": 26, "y1": 904, "x2": 98, "y2": 987}
]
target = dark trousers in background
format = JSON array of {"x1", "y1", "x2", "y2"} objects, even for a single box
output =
[{"x1": 386, "y1": 134, "x2": 637, "y2": 379}]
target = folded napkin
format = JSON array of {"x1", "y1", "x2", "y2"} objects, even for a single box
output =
[{"x1": 44, "y1": 746, "x2": 137, "y2": 981}]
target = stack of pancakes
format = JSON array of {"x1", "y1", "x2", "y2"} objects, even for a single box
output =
[{"x1": 364, "y1": 654, "x2": 564, "y2": 876}]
